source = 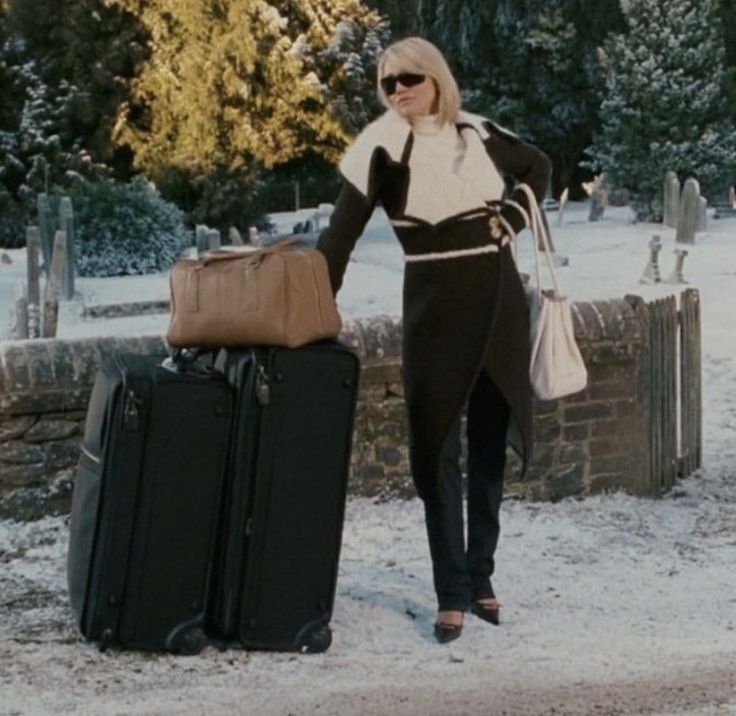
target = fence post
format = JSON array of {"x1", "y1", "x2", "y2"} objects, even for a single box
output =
[
  {"x1": 26, "y1": 226, "x2": 42, "y2": 338},
  {"x1": 36, "y1": 193, "x2": 55, "y2": 273},
  {"x1": 663, "y1": 295, "x2": 678, "y2": 491},
  {"x1": 58, "y1": 196, "x2": 75, "y2": 299},
  {"x1": 42, "y1": 231, "x2": 67, "y2": 338},
  {"x1": 679, "y1": 289, "x2": 702, "y2": 476}
]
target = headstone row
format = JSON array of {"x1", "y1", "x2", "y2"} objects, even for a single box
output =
[
  {"x1": 16, "y1": 196, "x2": 76, "y2": 340},
  {"x1": 663, "y1": 172, "x2": 707, "y2": 244}
]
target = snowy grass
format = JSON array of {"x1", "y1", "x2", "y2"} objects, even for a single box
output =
[{"x1": 1, "y1": 202, "x2": 736, "y2": 713}]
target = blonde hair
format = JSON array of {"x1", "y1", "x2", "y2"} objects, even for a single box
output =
[{"x1": 377, "y1": 37, "x2": 461, "y2": 126}]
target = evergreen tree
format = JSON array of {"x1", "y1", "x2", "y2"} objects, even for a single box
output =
[
  {"x1": 488, "y1": 2, "x2": 594, "y2": 194},
  {"x1": 7, "y1": 0, "x2": 148, "y2": 174},
  {"x1": 108, "y1": 0, "x2": 387, "y2": 176},
  {"x1": 719, "y1": 0, "x2": 736, "y2": 121},
  {"x1": 0, "y1": 33, "x2": 109, "y2": 245},
  {"x1": 415, "y1": 0, "x2": 624, "y2": 196},
  {"x1": 586, "y1": 0, "x2": 736, "y2": 219},
  {"x1": 104, "y1": 0, "x2": 387, "y2": 227},
  {"x1": 365, "y1": 0, "x2": 418, "y2": 38},
  {"x1": 0, "y1": 0, "x2": 146, "y2": 246}
]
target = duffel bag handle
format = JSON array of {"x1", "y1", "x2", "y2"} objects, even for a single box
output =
[{"x1": 201, "y1": 235, "x2": 300, "y2": 265}]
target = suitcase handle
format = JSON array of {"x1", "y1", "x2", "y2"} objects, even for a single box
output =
[{"x1": 163, "y1": 348, "x2": 217, "y2": 374}]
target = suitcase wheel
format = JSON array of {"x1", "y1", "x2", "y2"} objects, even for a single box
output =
[
  {"x1": 296, "y1": 622, "x2": 332, "y2": 654},
  {"x1": 170, "y1": 626, "x2": 207, "y2": 656},
  {"x1": 98, "y1": 629, "x2": 113, "y2": 653}
]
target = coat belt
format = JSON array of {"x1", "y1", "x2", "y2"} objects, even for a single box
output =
[{"x1": 404, "y1": 236, "x2": 510, "y2": 263}]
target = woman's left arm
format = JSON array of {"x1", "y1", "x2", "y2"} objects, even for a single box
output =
[{"x1": 482, "y1": 121, "x2": 552, "y2": 237}]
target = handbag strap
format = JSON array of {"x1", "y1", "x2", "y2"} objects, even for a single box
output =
[
  {"x1": 201, "y1": 235, "x2": 300, "y2": 265},
  {"x1": 517, "y1": 184, "x2": 561, "y2": 295}
]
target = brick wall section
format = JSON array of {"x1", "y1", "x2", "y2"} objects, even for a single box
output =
[
  {"x1": 0, "y1": 300, "x2": 648, "y2": 520},
  {"x1": 507, "y1": 299, "x2": 648, "y2": 501},
  {"x1": 0, "y1": 335, "x2": 169, "y2": 519}
]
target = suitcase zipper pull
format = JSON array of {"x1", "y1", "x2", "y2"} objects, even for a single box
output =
[
  {"x1": 255, "y1": 364, "x2": 270, "y2": 406},
  {"x1": 123, "y1": 389, "x2": 143, "y2": 430}
]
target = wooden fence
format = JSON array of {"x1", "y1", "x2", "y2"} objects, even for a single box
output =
[{"x1": 643, "y1": 289, "x2": 702, "y2": 495}]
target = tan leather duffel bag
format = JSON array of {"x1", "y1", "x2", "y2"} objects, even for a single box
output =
[{"x1": 166, "y1": 238, "x2": 342, "y2": 349}]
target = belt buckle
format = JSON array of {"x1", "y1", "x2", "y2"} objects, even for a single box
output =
[{"x1": 488, "y1": 215, "x2": 504, "y2": 240}]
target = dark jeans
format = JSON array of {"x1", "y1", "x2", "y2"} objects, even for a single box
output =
[{"x1": 423, "y1": 371, "x2": 510, "y2": 611}]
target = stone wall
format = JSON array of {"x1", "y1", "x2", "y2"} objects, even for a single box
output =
[
  {"x1": 341, "y1": 301, "x2": 650, "y2": 503},
  {"x1": 0, "y1": 299, "x2": 669, "y2": 520}
]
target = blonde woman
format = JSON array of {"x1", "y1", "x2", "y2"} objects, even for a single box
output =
[{"x1": 317, "y1": 37, "x2": 551, "y2": 644}]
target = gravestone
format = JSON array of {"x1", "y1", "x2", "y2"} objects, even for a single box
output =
[
  {"x1": 675, "y1": 178, "x2": 700, "y2": 244},
  {"x1": 558, "y1": 187, "x2": 569, "y2": 227},
  {"x1": 36, "y1": 193, "x2": 55, "y2": 272},
  {"x1": 712, "y1": 187, "x2": 736, "y2": 219},
  {"x1": 663, "y1": 171, "x2": 680, "y2": 228},
  {"x1": 42, "y1": 231, "x2": 67, "y2": 338},
  {"x1": 206, "y1": 228, "x2": 221, "y2": 250},
  {"x1": 228, "y1": 227, "x2": 244, "y2": 245},
  {"x1": 58, "y1": 197, "x2": 75, "y2": 300},
  {"x1": 248, "y1": 226, "x2": 261, "y2": 246},
  {"x1": 195, "y1": 225, "x2": 209, "y2": 255},
  {"x1": 25, "y1": 227, "x2": 42, "y2": 338},
  {"x1": 588, "y1": 173, "x2": 609, "y2": 221},
  {"x1": 696, "y1": 196, "x2": 707, "y2": 233}
]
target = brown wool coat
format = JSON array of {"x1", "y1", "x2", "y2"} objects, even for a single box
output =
[{"x1": 317, "y1": 110, "x2": 551, "y2": 503}]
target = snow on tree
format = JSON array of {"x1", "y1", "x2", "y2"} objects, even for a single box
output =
[
  {"x1": 107, "y1": 0, "x2": 389, "y2": 181},
  {"x1": 0, "y1": 36, "x2": 103, "y2": 245},
  {"x1": 414, "y1": 0, "x2": 625, "y2": 196},
  {"x1": 586, "y1": 0, "x2": 736, "y2": 220},
  {"x1": 490, "y1": 2, "x2": 596, "y2": 194}
]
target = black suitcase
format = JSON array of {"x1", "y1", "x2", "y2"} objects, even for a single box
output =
[
  {"x1": 67, "y1": 353, "x2": 232, "y2": 654},
  {"x1": 211, "y1": 341, "x2": 359, "y2": 653}
]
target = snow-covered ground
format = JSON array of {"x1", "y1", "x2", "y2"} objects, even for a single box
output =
[{"x1": 1, "y1": 202, "x2": 736, "y2": 714}]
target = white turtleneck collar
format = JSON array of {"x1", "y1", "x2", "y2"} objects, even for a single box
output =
[{"x1": 409, "y1": 113, "x2": 443, "y2": 136}]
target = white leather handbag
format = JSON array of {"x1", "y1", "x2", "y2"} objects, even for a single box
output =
[{"x1": 514, "y1": 185, "x2": 588, "y2": 401}]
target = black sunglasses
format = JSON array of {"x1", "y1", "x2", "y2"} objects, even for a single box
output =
[{"x1": 380, "y1": 72, "x2": 427, "y2": 96}]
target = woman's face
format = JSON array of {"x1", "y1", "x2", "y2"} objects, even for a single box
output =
[{"x1": 381, "y1": 58, "x2": 437, "y2": 120}]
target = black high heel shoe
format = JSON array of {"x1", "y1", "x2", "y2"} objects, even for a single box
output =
[
  {"x1": 433, "y1": 609, "x2": 465, "y2": 644},
  {"x1": 471, "y1": 597, "x2": 500, "y2": 626},
  {"x1": 433, "y1": 620, "x2": 463, "y2": 644}
]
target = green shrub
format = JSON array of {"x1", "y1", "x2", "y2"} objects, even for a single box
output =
[{"x1": 64, "y1": 178, "x2": 189, "y2": 277}]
